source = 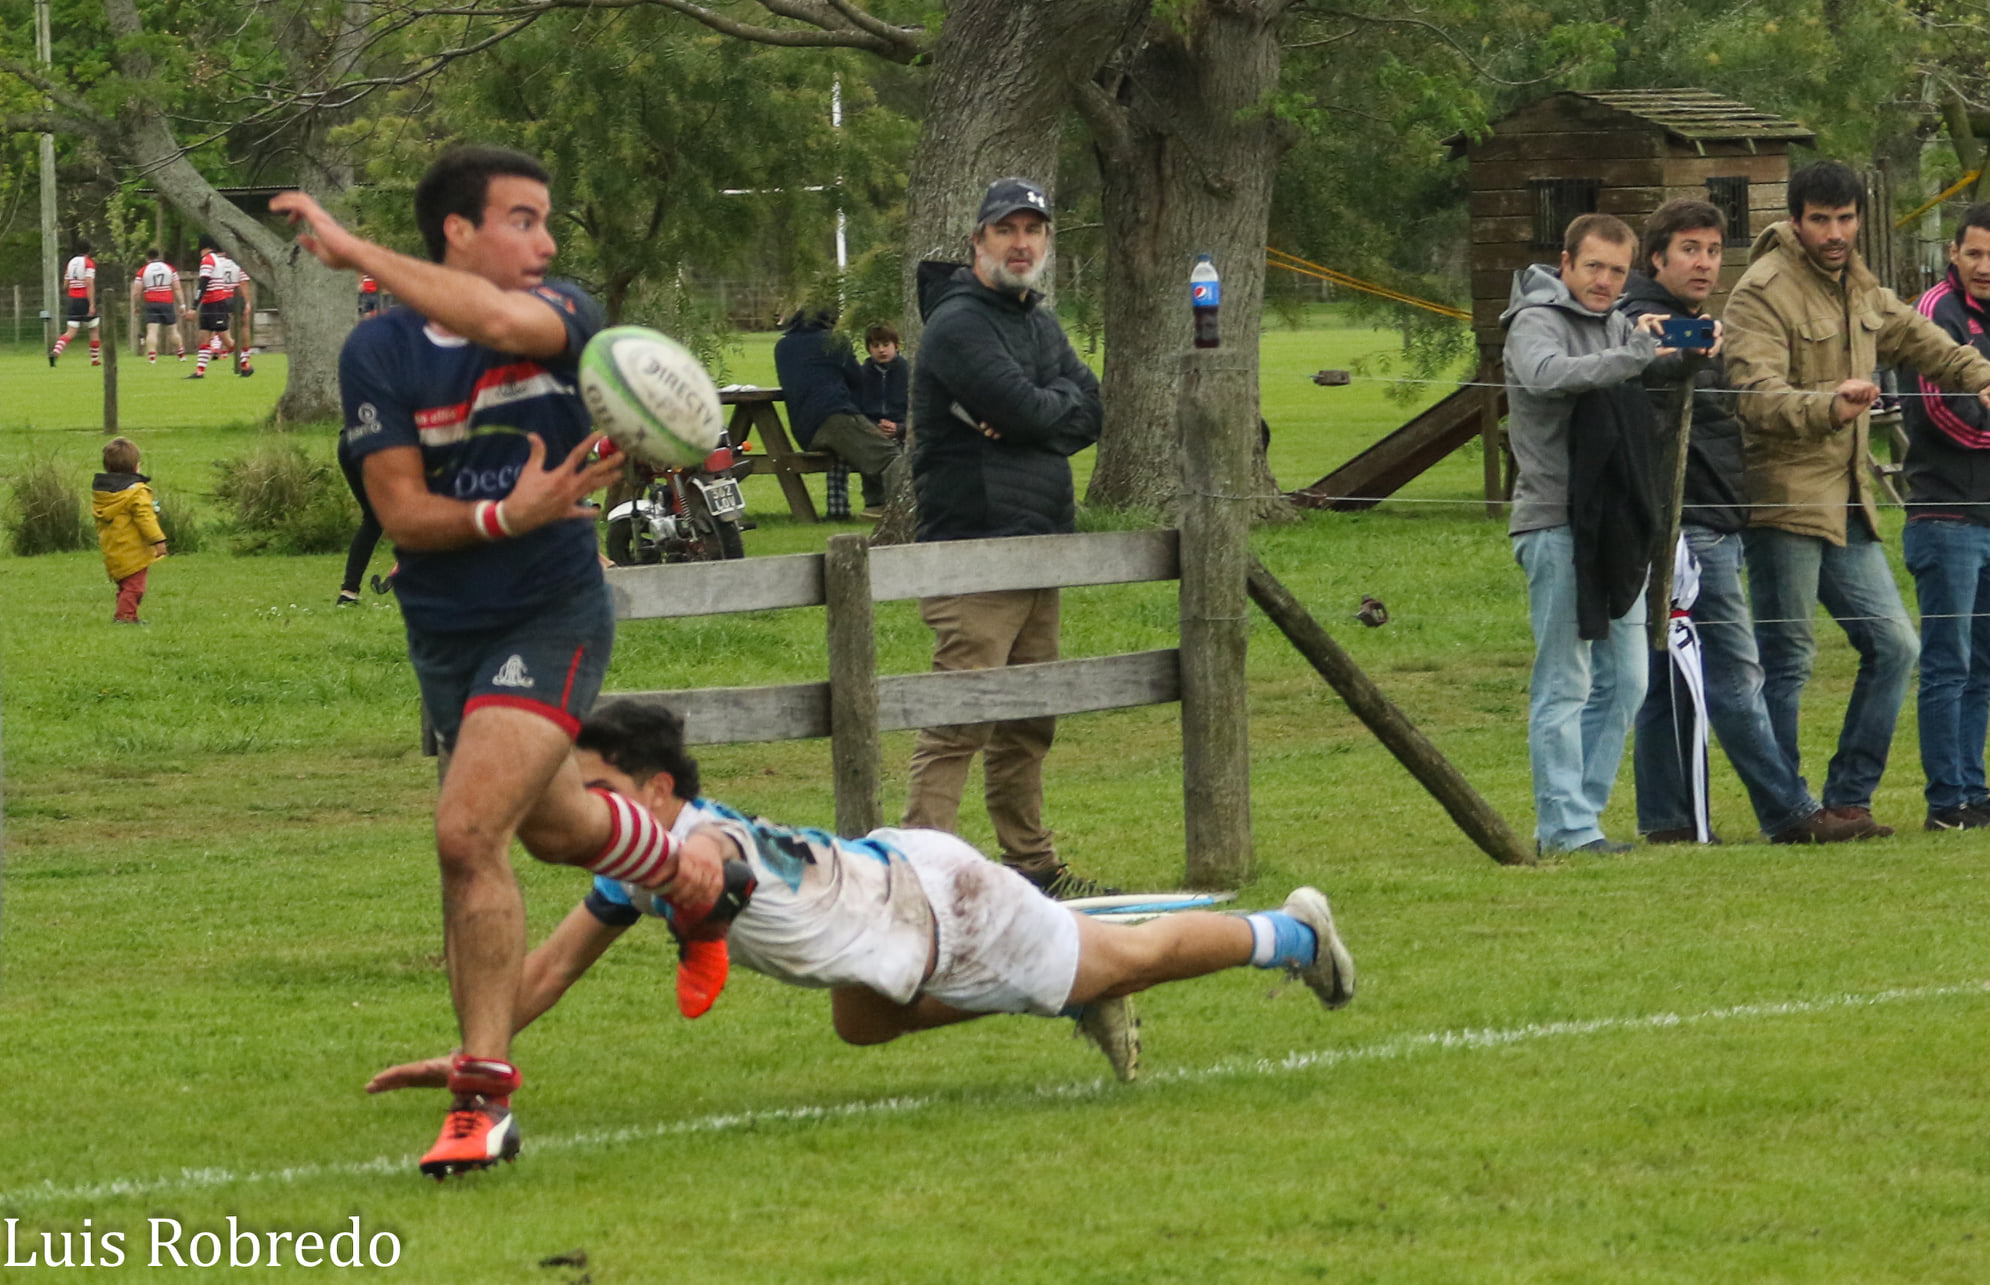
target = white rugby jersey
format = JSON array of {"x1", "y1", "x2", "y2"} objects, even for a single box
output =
[{"x1": 593, "y1": 798, "x2": 935, "y2": 1003}]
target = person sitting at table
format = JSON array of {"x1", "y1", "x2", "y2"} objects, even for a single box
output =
[{"x1": 773, "y1": 302, "x2": 899, "y2": 521}]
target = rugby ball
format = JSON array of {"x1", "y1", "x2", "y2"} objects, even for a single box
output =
[{"x1": 579, "y1": 326, "x2": 724, "y2": 469}]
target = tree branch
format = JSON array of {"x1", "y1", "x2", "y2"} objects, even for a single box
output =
[
  {"x1": 1311, "y1": 7, "x2": 1590, "y2": 87},
  {"x1": 388, "y1": 0, "x2": 926, "y2": 61},
  {"x1": 822, "y1": 0, "x2": 918, "y2": 50},
  {"x1": 0, "y1": 52, "x2": 118, "y2": 139},
  {"x1": 1070, "y1": 74, "x2": 1135, "y2": 169}
]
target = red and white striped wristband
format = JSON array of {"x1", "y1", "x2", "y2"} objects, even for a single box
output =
[{"x1": 472, "y1": 499, "x2": 516, "y2": 541}]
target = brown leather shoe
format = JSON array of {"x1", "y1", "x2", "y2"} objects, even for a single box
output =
[{"x1": 1773, "y1": 807, "x2": 1887, "y2": 844}]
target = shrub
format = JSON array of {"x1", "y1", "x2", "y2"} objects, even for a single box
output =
[
  {"x1": 5, "y1": 456, "x2": 91, "y2": 556},
  {"x1": 153, "y1": 488, "x2": 205, "y2": 555},
  {"x1": 212, "y1": 440, "x2": 358, "y2": 555}
]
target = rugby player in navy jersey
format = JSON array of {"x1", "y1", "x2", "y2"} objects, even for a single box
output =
[{"x1": 271, "y1": 148, "x2": 725, "y2": 1179}]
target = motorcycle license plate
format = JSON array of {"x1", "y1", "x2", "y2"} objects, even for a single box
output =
[{"x1": 698, "y1": 477, "x2": 745, "y2": 518}]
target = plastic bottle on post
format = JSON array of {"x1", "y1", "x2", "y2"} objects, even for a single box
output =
[{"x1": 1190, "y1": 254, "x2": 1220, "y2": 349}]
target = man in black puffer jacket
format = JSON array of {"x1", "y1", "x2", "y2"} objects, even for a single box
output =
[
  {"x1": 902, "y1": 176, "x2": 1108, "y2": 899},
  {"x1": 1622, "y1": 198, "x2": 1860, "y2": 847}
]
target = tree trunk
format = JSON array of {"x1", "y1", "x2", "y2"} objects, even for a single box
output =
[
  {"x1": 102, "y1": 0, "x2": 353, "y2": 424},
  {"x1": 873, "y1": 0, "x2": 1140, "y2": 545},
  {"x1": 1081, "y1": 2, "x2": 1297, "y2": 521},
  {"x1": 897, "y1": 0, "x2": 1143, "y2": 342}
]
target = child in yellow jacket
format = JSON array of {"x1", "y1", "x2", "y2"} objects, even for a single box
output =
[{"x1": 93, "y1": 436, "x2": 167, "y2": 624}]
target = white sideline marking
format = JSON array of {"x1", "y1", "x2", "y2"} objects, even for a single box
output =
[{"x1": 4, "y1": 981, "x2": 1984, "y2": 1210}]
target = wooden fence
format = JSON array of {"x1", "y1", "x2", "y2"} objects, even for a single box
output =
[{"x1": 602, "y1": 527, "x2": 1195, "y2": 852}]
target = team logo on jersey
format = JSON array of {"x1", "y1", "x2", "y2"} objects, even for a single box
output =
[{"x1": 490, "y1": 655, "x2": 534, "y2": 689}]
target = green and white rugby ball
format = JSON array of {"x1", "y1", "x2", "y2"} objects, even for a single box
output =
[{"x1": 579, "y1": 325, "x2": 724, "y2": 469}]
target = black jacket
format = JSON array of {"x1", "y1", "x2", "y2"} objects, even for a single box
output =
[
  {"x1": 910, "y1": 262, "x2": 1102, "y2": 543},
  {"x1": 1903, "y1": 266, "x2": 1990, "y2": 526},
  {"x1": 1568, "y1": 381, "x2": 1660, "y2": 640},
  {"x1": 772, "y1": 313, "x2": 864, "y2": 447},
  {"x1": 859, "y1": 354, "x2": 908, "y2": 424},
  {"x1": 1615, "y1": 272, "x2": 1747, "y2": 534}
]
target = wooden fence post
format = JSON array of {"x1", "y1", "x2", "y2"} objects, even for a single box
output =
[
  {"x1": 1247, "y1": 557, "x2": 1536, "y2": 866},
  {"x1": 100, "y1": 270, "x2": 119, "y2": 436},
  {"x1": 824, "y1": 533, "x2": 883, "y2": 836},
  {"x1": 1177, "y1": 347, "x2": 1254, "y2": 888}
]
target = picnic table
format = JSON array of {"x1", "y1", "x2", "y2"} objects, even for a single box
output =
[{"x1": 721, "y1": 386, "x2": 837, "y2": 523}]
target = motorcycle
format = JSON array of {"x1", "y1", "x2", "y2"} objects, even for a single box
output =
[{"x1": 603, "y1": 433, "x2": 754, "y2": 566}]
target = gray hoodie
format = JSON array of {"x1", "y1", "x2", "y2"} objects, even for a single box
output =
[{"x1": 1501, "y1": 263, "x2": 1661, "y2": 536}]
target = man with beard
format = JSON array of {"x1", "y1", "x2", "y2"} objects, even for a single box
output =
[
  {"x1": 902, "y1": 177, "x2": 1111, "y2": 899},
  {"x1": 1725, "y1": 161, "x2": 1990, "y2": 836},
  {"x1": 1622, "y1": 199, "x2": 1867, "y2": 845}
]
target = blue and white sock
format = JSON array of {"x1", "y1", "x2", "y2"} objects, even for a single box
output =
[{"x1": 1244, "y1": 911, "x2": 1317, "y2": 969}]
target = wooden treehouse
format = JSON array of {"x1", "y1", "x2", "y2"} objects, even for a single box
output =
[{"x1": 1293, "y1": 88, "x2": 1815, "y2": 513}]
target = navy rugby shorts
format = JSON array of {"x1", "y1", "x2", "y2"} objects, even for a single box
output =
[{"x1": 404, "y1": 579, "x2": 615, "y2": 750}]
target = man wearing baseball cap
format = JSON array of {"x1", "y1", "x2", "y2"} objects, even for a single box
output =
[{"x1": 902, "y1": 176, "x2": 1111, "y2": 899}]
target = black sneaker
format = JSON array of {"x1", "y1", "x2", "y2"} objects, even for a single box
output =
[
  {"x1": 1925, "y1": 806, "x2": 1989, "y2": 832},
  {"x1": 47, "y1": 348, "x2": 57, "y2": 367},
  {"x1": 1016, "y1": 862, "x2": 1120, "y2": 900}
]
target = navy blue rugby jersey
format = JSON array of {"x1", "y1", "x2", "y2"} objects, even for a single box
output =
[{"x1": 338, "y1": 280, "x2": 606, "y2": 633}]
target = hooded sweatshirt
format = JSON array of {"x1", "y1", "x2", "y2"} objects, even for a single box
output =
[
  {"x1": 1500, "y1": 263, "x2": 1661, "y2": 537},
  {"x1": 92, "y1": 471, "x2": 166, "y2": 582},
  {"x1": 1615, "y1": 271, "x2": 1748, "y2": 533},
  {"x1": 909, "y1": 261, "x2": 1101, "y2": 543},
  {"x1": 772, "y1": 311, "x2": 864, "y2": 447}
]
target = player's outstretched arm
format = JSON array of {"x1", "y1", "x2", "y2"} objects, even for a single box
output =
[
  {"x1": 360, "y1": 435, "x2": 622, "y2": 552},
  {"x1": 270, "y1": 190, "x2": 569, "y2": 358},
  {"x1": 365, "y1": 903, "x2": 626, "y2": 1094}
]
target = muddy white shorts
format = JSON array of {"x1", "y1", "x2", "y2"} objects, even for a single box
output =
[{"x1": 874, "y1": 827, "x2": 1082, "y2": 1018}]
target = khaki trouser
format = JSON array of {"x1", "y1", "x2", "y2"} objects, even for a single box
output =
[{"x1": 903, "y1": 588, "x2": 1060, "y2": 868}]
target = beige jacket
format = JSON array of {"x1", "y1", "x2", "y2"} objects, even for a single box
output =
[{"x1": 1724, "y1": 220, "x2": 1990, "y2": 544}]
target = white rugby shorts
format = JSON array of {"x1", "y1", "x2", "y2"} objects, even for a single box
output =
[{"x1": 877, "y1": 828, "x2": 1082, "y2": 1018}]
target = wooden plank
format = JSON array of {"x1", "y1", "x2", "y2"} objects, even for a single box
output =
[
  {"x1": 825, "y1": 534, "x2": 883, "y2": 836},
  {"x1": 603, "y1": 683, "x2": 830, "y2": 744},
  {"x1": 1470, "y1": 187, "x2": 1664, "y2": 218},
  {"x1": 608, "y1": 553, "x2": 824, "y2": 619},
  {"x1": 1468, "y1": 158, "x2": 1665, "y2": 192},
  {"x1": 877, "y1": 650, "x2": 1181, "y2": 730},
  {"x1": 1472, "y1": 131, "x2": 1663, "y2": 163},
  {"x1": 869, "y1": 529, "x2": 1179, "y2": 601},
  {"x1": 1246, "y1": 559, "x2": 1535, "y2": 866},
  {"x1": 1471, "y1": 215, "x2": 1538, "y2": 244},
  {"x1": 1660, "y1": 153, "x2": 1791, "y2": 184}
]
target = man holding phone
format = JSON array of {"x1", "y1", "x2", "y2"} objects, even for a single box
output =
[
  {"x1": 1503, "y1": 212, "x2": 1668, "y2": 854},
  {"x1": 1725, "y1": 161, "x2": 1990, "y2": 836},
  {"x1": 1621, "y1": 198, "x2": 1867, "y2": 846}
]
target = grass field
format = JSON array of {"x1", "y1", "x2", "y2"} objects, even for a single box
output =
[{"x1": 3, "y1": 315, "x2": 1989, "y2": 1282}]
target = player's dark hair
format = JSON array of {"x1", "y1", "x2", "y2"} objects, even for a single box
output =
[
  {"x1": 72, "y1": 238, "x2": 91, "y2": 256},
  {"x1": 414, "y1": 145, "x2": 551, "y2": 263},
  {"x1": 576, "y1": 700, "x2": 701, "y2": 800},
  {"x1": 146, "y1": 247, "x2": 162, "y2": 261},
  {"x1": 197, "y1": 234, "x2": 217, "y2": 252},
  {"x1": 1640, "y1": 198, "x2": 1725, "y2": 272},
  {"x1": 1954, "y1": 203, "x2": 1990, "y2": 246},
  {"x1": 864, "y1": 322, "x2": 900, "y2": 348},
  {"x1": 1788, "y1": 161, "x2": 1865, "y2": 217},
  {"x1": 103, "y1": 436, "x2": 140, "y2": 473}
]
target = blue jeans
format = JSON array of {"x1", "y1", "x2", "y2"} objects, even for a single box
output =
[
  {"x1": 1743, "y1": 523, "x2": 1918, "y2": 810},
  {"x1": 1515, "y1": 525, "x2": 1648, "y2": 850},
  {"x1": 1634, "y1": 526, "x2": 1817, "y2": 836},
  {"x1": 1903, "y1": 519, "x2": 1990, "y2": 811}
]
